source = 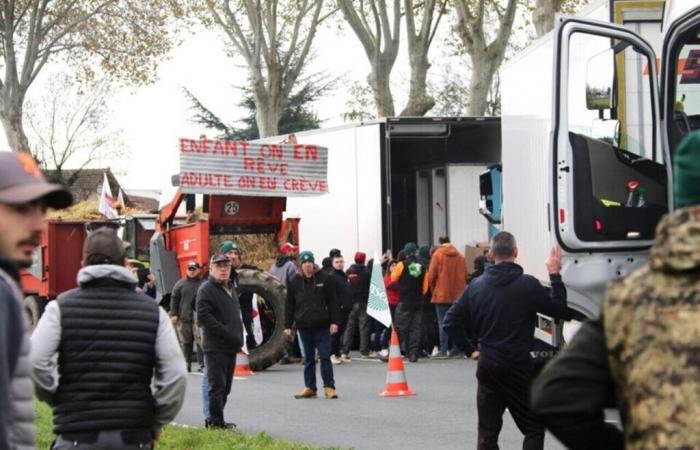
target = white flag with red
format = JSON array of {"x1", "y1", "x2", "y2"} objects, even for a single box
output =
[{"x1": 98, "y1": 172, "x2": 118, "y2": 219}]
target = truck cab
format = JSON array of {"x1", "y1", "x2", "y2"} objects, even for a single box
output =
[{"x1": 500, "y1": 0, "x2": 700, "y2": 345}]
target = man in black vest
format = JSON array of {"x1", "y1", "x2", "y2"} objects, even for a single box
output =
[
  {"x1": 391, "y1": 242, "x2": 426, "y2": 363},
  {"x1": 30, "y1": 227, "x2": 187, "y2": 449},
  {"x1": 197, "y1": 253, "x2": 243, "y2": 429}
]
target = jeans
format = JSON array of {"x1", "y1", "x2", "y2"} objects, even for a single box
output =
[
  {"x1": 53, "y1": 430, "x2": 152, "y2": 449},
  {"x1": 298, "y1": 326, "x2": 335, "y2": 390},
  {"x1": 435, "y1": 303, "x2": 455, "y2": 353},
  {"x1": 205, "y1": 351, "x2": 237, "y2": 425},
  {"x1": 341, "y1": 302, "x2": 371, "y2": 355},
  {"x1": 201, "y1": 362, "x2": 210, "y2": 420},
  {"x1": 331, "y1": 306, "x2": 351, "y2": 356},
  {"x1": 476, "y1": 356, "x2": 544, "y2": 450}
]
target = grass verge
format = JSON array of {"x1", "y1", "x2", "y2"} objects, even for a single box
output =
[{"x1": 35, "y1": 400, "x2": 341, "y2": 449}]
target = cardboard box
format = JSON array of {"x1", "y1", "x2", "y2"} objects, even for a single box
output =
[{"x1": 464, "y1": 242, "x2": 490, "y2": 275}]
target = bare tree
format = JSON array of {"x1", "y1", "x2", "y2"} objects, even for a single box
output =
[
  {"x1": 200, "y1": 0, "x2": 330, "y2": 138},
  {"x1": 531, "y1": 0, "x2": 589, "y2": 37},
  {"x1": 0, "y1": 0, "x2": 182, "y2": 153},
  {"x1": 25, "y1": 74, "x2": 126, "y2": 185},
  {"x1": 453, "y1": 0, "x2": 518, "y2": 116},
  {"x1": 400, "y1": 0, "x2": 447, "y2": 116},
  {"x1": 338, "y1": 0, "x2": 401, "y2": 117}
]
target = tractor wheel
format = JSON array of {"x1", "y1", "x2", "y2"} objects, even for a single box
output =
[
  {"x1": 23, "y1": 296, "x2": 45, "y2": 332},
  {"x1": 236, "y1": 269, "x2": 287, "y2": 371}
]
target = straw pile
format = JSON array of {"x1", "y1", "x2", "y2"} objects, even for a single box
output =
[
  {"x1": 209, "y1": 233, "x2": 278, "y2": 270},
  {"x1": 46, "y1": 200, "x2": 147, "y2": 220}
]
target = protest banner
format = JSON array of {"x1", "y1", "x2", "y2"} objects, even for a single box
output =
[{"x1": 179, "y1": 137, "x2": 329, "y2": 197}]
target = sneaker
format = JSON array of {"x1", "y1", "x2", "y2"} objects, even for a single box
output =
[
  {"x1": 368, "y1": 351, "x2": 378, "y2": 358},
  {"x1": 340, "y1": 354, "x2": 352, "y2": 363},
  {"x1": 379, "y1": 349, "x2": 389, "y2": 358},
  {"x1": 431, "y1": 346, "x2": 440, "y2": 357},
  {"x1": 294, "y1": 387, "x2": 318, "y2": 399},
  {"x1": 330, "y1": 355, "x2": 343, "y2": 365},
  {"x1": 360, "y1": 352, "x2": 371, "y2": 359},
  {"x1": 409, "y1": 354, "x2": 419, "y2": 363},
  {"x1": 433, "y1": 351, "x2": 448, "y2": 359},
  {"x1": 324, "y1": 387, "x2": 338, "y2": 399}
]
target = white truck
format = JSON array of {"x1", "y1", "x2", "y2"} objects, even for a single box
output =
[
  {"x1": 259, "y1": 117, "x2": 501, "y2": 261},
  {"x1": 494, "y1": 0, "x2": 700, "y2": 347}
]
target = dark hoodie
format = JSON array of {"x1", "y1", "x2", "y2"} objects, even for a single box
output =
[
  {"x1": 346, "y1": 263, "x2": 370, "y2": 304},
  {"x1": 444, "y1": 262, "x2": 569, "y2": 371}
]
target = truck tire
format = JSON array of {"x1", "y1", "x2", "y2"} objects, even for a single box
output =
[
  {"x1": 236, "y1": 269, "x2": 287, "y2": 371},
  {"x1": 23, "y1": 296, "x2": 45, "y2": 332}
]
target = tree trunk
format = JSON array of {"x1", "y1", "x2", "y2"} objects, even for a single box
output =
[
  {"x1": 0, "y1": 96, "x2": 31, "y2": 153},
  {"x1": 401, "y1": 51, "x2": 434, "y2": 116},
  {"x1": 533, "y1": 0, "x2": 559, "y2": 37},
  {"x1": 467, "y1": 52, "x2": 498, "y2": 116},
  {"x1": 368, "y1": 59, "x2": 396, "y2": 117}
]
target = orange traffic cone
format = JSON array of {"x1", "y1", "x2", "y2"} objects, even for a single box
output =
[
  {"x1": 234, "y1": 351, "x2": 254, "y2": 377},
  {"x1": 380, "y1": 327, "x2": 415, "y2": 397}
]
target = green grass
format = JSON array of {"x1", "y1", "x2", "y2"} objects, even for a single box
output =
[{"x1": 35, "y1": 400, "x2": 342, "y2": 450}]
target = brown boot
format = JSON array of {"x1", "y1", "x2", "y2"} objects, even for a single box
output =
[
  {"x1": 324, "y1": 387, "x2": 338, "y2": 399},
  {"x1": 294, "y1": 387, "x2": 317, "y2": 399}
]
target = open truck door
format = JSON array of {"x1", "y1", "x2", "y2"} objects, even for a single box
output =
[{"x1": 550, "y1": 16, "x2": 669, "y2": 320}]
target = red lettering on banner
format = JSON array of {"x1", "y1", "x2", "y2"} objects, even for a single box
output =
[
  {"x1": 282, "y1": 177, "x2": 327, "y2": 193},
  {"x1": 293, "y1": 145, "x2": 304, "y2": 160},
  {"x1": 258, "y1": 177, "x2": 277, "y2": 190},
  {"x1": 304, "y1": 145, "x2": 318, "y2": 160},
  {"x1": 260, "y1": 144, "x2": 284, "y2": 159},
  {"x1": 238, "y1": 176, "x2": 255, "y2": 189},
  {"x1": 239, "y1": 141, "x2": 249, "y2": 157},
  {"x1": 213, "y1": 140, "x2": 224, "y2": 155}
]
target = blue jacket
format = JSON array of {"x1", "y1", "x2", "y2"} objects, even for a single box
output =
[{"x1": 444, "y1": 262, "x2": 570, "y2": 371}]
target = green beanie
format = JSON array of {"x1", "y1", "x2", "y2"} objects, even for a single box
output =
[
  {"x1": 299, "y1": 250, "x2": 315, "y2": 264},
  {"x1": 674, "y1": 131, "x2": 700, "y2": 209},
  {"x1": 403, "y1": 242, "x2": 418, "y2": 256},
  {"x1": 219, "y1": 240, "x2": 240, "y2": 255},
  {"x1": 419, "y1": 245, "x2": 430, "y2": 258}
]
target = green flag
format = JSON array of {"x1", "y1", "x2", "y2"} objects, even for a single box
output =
[{"x1": 367, "y1": 252, "x2": 392, "y2": 328}]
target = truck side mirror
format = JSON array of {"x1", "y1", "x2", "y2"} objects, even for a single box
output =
[{"x1": 585, "y1": 48, "x2": 616, "y2": 111}]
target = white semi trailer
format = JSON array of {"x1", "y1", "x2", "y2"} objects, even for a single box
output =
[
  {"x1": 497, "y1": 0, "x2": 700, "y2": 347},
  {"x1": 260, "y1": 118, "x2": 501, "y2": 262}
]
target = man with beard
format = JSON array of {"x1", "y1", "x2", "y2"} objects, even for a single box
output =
[{"x1": 0, "y1": 152, "x2": 72, "y2": 450}]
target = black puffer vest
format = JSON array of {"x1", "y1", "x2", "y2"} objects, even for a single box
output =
[
  {"x1": 398, "y1": 257, "x2": 425, "y2": 307},
  {"x1": 53, "y1": 268, "x2": 159, "y2": 434}
]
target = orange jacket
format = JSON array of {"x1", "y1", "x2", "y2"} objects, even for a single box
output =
[{"x1": 427, "y1": 244, "x2": 467, "y2": 304}]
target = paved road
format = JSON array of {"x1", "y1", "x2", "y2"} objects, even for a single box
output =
[{"x1": 173, "y1": 355, "x2": 567, "y2": 450}]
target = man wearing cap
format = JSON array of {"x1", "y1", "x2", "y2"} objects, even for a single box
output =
[
  {"x1": 269, "y1": 242, "x2": 299, "y2": 288},
  {"x1": 219, "y1": 240, "x2": 257, "y2": 350},
  {"x1": 531, "y1": 131, "x2": 700, "y2": 449},
  {"x1": 285, "y1": 250, "x2": 341, "y2": 399},
  {"x1": 30, "y1": 227, "x2": 187, "y2": 449},
  {"x1": 0, "y1": 152, "x2": 72, "y2": 450},
  {"x1": 391, "y1": 242, "x2": 426, "y2": 363},
  {"x1": 197, "y1": 253, "x2": 243, "y2": 429},
  {"x1": 170, "y1": 260, "x2": 203, "y2": 372},
  {"x1": 340, "y1": 251, "x2": 371, "y2": 360}
]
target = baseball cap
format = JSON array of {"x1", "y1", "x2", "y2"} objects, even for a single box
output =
[
  {"x1": 210, "y1": 253, "x2": 230, "y2": 264},
  {"x1": 187, "y1": 260, "x2": 201, "y2": 269},
  {"x1": 280, "y1": 242, "x2": 298, "y2": 255},
  {"x1": 219, "y1": 240, "x2": 240, "y2": 255},
  {"x1": 299, "y1": 251, "x2": 315, "y2": 264},
  {"x1": 83, "y1": 227, "x2": 128, "y2": 265},
  {"x1": 354, "y1": 251, "x2": 366, "y2": 264},
  {"x1": 0, "y1": 152, "x2": 72, "y2": 209}
]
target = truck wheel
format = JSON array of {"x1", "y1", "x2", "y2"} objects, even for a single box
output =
[
  {"x1": 236, "y1": 269, "x2": 287, "y2": 371},
  {"x1": 23, "y1": 296, "x2": 45, "y2": 332}
]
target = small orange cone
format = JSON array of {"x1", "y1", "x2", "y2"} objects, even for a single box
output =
[
  {"x1": 380, "y1": 327, "x2": 415, "y2": 397},
  {"x1": 234, "y1": 351, "x2": 254, "y2": 377}
]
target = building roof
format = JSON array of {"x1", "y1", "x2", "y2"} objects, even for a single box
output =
[{"x1": 43, "y1": 168, "x2": 132, "y2": 206}]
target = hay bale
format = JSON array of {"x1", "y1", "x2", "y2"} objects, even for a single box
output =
[
  {"x1": 46, "y1": 199, "x2": 147, "y2": 220},
  {"x1": 210, "y1": 233, "x2": 278, "y2": 270}
]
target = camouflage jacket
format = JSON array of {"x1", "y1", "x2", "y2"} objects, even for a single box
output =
[
  {"x1": 604, "y1": 206, "x2": 700, "y2": 449},
  {"x1": 531, "y1": 206, "x2": 700, "y2": 450}
]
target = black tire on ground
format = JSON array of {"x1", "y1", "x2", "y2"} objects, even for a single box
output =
[
  {"x1": 236, "y1": 269, "x2": 287, "y2": 371},
  {"x1": 23, "y1": 296, "x2": 46, "y2": 332}
]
